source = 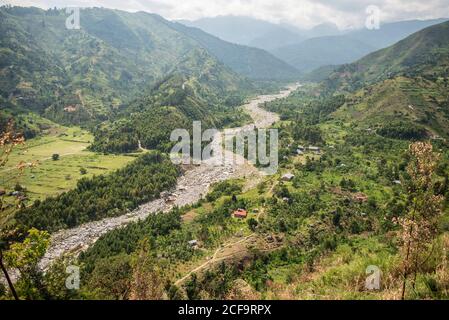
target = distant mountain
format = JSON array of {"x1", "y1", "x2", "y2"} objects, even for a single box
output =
[
  {"x1": 347, "y1": 18, "x2": 449, "y2": 49},
  {"x1": 273, "y1": 36, "x2": 376, "y2": 73},
  {"x1": 272, "y1": 18, "x2": 447, "y2": 74},
  {"x1": 169, "y1": 22, "x2": 300, "y2": 80},
  {"x1": 306, "y1": 23, "x2": 342, "y2": 38},
  {"x1": 178, "y1": 16, "x2": 301, "y2": 48},
  {"x1": 326, "y1": 20, "x2": 449, "y2": 92},
  {"x1": 179, "y1": 16, "x2": 342, "y2": 52},
  {"x1": 248, "y1": 28, "x2": 306, "y2": 51}
]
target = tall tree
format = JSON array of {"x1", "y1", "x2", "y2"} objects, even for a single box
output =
[
  {"x1": 129, "y1": 239, "x2": 165, "y2": 300},
  {"x1": 0, "y1": 119, "x2": 25, "y2": 300},
  {"x1": 3, "y1": 228, "x2": 50, "y2": 300},
  {"x1": 399, "y1": 142, "x2": 443, "y2": 299}
]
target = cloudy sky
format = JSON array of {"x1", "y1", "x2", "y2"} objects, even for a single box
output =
[{"x1": 1, "y1": 0, "x2": 449, "y2": 29}]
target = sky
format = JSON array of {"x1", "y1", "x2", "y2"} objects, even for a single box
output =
[{"x1": 1, "y1": 0, "x2": 449, "y2": 29}]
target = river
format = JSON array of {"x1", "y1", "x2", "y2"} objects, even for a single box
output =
[{"x1": 38, "y1": 83, "x2": 301, "y2": 270}]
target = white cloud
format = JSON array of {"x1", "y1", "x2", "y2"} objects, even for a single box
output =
[{"x1": 1, "y1": 0, "x2": 449, "y2": 29}]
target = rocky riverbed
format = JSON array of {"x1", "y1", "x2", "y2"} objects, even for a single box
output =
[{"x1": 38, "y1": 83, "x2": 301, "y2": 270}]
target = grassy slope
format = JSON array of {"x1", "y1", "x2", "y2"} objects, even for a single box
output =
[{"x1": 332, "y1": 76, "x2": 449, "y2": 137}]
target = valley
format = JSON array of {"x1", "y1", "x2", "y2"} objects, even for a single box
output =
[
  {"x1": 38, "y1": 84, "x2": 300, "y2": 270},
  {"x1": 1, "y1": 4, "x2": 449, "y2": 302}
]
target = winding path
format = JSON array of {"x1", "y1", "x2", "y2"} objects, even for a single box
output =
[{"x1": 38, "y1": 83, "x2": 301, "y2": 270}]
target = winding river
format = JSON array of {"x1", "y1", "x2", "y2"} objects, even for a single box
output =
[{"x1": 38, "y1": 83, "x2": 301, "y2": 270}]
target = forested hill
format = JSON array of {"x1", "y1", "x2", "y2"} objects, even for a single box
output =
[
  {"x1": 90, "y1": 49, "x2": 253, "y2": 153},
  {"x1": 0, "y1": 6, "x2": 298, "y2": 129},
  {"x1": 169, "y1": 21, "x2": 300, "y2": 80},
  {"x1": 325, "y1": 20, "x2": 449, "y2": 92}
]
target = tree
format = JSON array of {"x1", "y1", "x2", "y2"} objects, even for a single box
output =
[
  {"x1": 247, "y1": 218, "x2": 258, "y2": 232},
  {"x1": 185, "y1": 274, "x2": 200, "y2": 300},
  {"x1": 0, "y1": 242, "x2": 19, "y2": 300},
  {"x1": 3, "y1": 228, "x2": 50, "y2": 299},
  {"x1": 129, "y1": 239, "x2": 165, "y2": 300},
  {"x1": 399, "y1": 142, "x2": 443, "y2": 299},
  {"x1": 0, "y1": 119, "x2": 25, "y2": 299},
  {"x1": 87, "y1": 254, "x2": 132, "y2": 300},
  {"x1": 79, "y1": 167, "x2": 87, "y2": 175},
  {"x1": 52, "y1": 154, "x2": 59, "y2": 161}
]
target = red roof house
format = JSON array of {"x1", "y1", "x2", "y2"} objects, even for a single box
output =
[{"x1": 233, "y1": 209, "x2": 248, "y2": 219}]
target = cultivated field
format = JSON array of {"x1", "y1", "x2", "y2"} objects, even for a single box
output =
[{"x1": 0, "y1": 126, "x2": 136, "y2": 201}]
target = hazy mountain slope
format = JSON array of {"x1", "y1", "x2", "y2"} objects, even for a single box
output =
[
  {"x1": 179, "y1": 16, "x2": 343, "y2": 51},
  {"x1": 169, "y1": 22, "x2": 300, "y2": 80},
  {"x1": 178, "y1": 16, "x2": 300, "y2": 47},
  {"x1": 348, "y1": 18, "x2": 448, "y2": 49},
  {"x1": 272, "y1": 18, "x2": 447, "y2": 74},
  {"x1": 325, "y1": 20, "x2": 449, "y2": 92},
  {"x1": 273, "y1": 36, "x2": 375, "y2": 73},
  {"x1": 248, "y1": 28, "x2": 306, "y2": 51}
]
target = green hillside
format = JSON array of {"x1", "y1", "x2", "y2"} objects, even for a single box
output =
[
  {"x1": 0, "y1": 7, "x2": 196, "y2": 126},
  {"x1": 170, "y1": 22, "x2": 300, "y2": 80},
  {"x1": 326, "y1": 20, "x2": 449, "y2": 92},
  {"x1": 332, "y1": 76, "x2": 449, "y2": 138},
  {"x1": 0, "y1": 6, "x2": 298, "y2": 132},
  {"x1": 90, "y1": 49, "x2": 252, "y2": 153}
]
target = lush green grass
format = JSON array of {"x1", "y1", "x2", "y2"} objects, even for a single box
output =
[{"x1": 0, "y1": 126, "x2": 135, "y2": 201}]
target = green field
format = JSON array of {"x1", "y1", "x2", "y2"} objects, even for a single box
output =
[{"x1": 1, "y1": 126, "x2": 136, "y2": 201}]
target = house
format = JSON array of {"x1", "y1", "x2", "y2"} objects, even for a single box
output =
[
  {"x1": 281, "y1": 173, "x2": 295, "y2": 181},
  {"x1": 296, "y1": 149, "x2": 304, "y2": 155},
  {"x1": 233, "y1": 209, "x2": 248, "y2": 219},
  {"x1": 188, "y1": 240, "x2": 198, "y2": 247},
  {"x1": 64, "y1": 105, "x2": 77, "y2": 113},
  {"x1": 0, "y1": 189, "x2": 5, "y2": 196},
  {"x1": 297, "y1": 145, "x2": 305, "y2": 151},
  {"x1": 308, "y1": 146, "x2": 321, "y2": 153},
  {"x1": 393, "y1": 180, "x2": 402, "y2": 185}
]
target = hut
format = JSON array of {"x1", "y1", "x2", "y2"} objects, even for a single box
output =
[
  {"x1": 281, "y1": 173, "x2": 295, "y2": 181},
  {"x1": 233, "y1": 209, "x2": 248, "y2": 219}
]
